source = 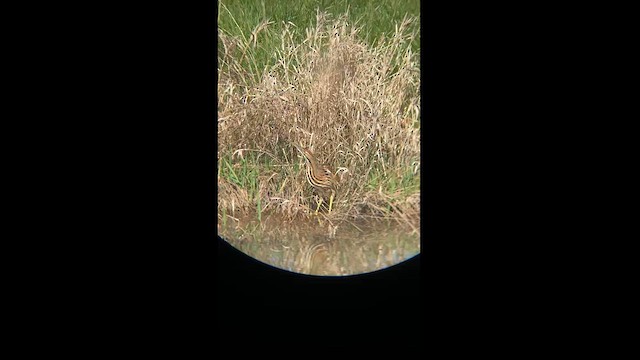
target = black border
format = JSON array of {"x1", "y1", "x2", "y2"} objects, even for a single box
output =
[
  {"x1": 48, "y1": 0, "x2": 568, "y2": 354},
  {"x1": 214, "y1": 2, "x2": 425, "y2": 348}
]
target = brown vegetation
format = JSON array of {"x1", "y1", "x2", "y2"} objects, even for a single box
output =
[{"x1": 218, "y1": 11, "x2": 420, "y2": 226}]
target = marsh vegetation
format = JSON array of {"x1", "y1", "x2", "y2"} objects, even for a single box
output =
[{"x1": 217, "y1": 1, "x2": 421, "y2": 275}]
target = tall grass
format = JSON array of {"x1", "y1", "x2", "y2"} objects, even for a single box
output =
[
  {"x1": 218, "y1": 6, "x2": 420, "y2": 224},
  {"x1": 218, "y1": 0, "x2": 420, "y2": 73}
]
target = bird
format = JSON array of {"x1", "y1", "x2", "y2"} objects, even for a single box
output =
[{"x1": 293, "y1": 143, "x2": 338, "y2": 214}]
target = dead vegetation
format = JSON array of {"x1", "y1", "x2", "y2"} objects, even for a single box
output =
[{"x1": 218, "y1": 10, "x2": 420, "y2": 225}]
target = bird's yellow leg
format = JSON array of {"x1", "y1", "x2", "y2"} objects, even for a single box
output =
[{"x1": 315, "y1": 197, "x2": 322, "y2": 215}]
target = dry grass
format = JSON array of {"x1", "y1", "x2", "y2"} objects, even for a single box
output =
[{"x1": 218, "y1": 10, "x2": 420, "y2": 225}]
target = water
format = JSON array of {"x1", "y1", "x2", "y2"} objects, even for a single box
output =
[{"x1": 218, "y1": 212, "x2": 420, "y2": 276}]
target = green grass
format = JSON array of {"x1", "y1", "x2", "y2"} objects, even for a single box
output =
[
  {"x1": 218, "y1": 0, "x2": 420, "y2": 44},
  {"x1": 218, "y1": 0, "x2": 420, "y2": 75}
]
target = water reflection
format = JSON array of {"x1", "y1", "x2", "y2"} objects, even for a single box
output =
[{"x1": 218, "y1": 212, "x2": 420, "y2": 276}]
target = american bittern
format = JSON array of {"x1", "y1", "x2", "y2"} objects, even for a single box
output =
[{"x1": 293, "y1": 144, "x2": 338, "y2": 214}]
